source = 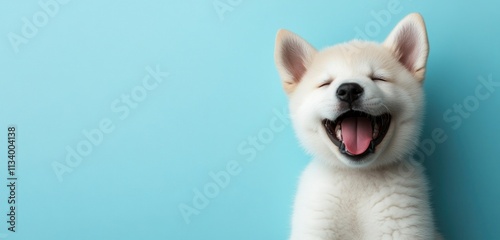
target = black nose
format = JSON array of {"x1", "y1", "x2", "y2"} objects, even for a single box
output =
[{"x1": 336, "y1": 83, "x2": 364, "y2": 104}]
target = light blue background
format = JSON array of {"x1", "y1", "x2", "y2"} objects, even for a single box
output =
[{"x1": 0, "y1": 0, "x2": 499, "y2": 239}]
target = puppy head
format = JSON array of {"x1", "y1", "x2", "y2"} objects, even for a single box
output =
[{"x1": 275, "y1": 13, "x2": 429, "y2": 169}]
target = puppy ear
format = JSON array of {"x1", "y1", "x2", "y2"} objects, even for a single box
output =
[
  {"x1": 274, "y1": 29, "x2": 317, "y2": 94},
  {"x1": 384, "y1": 13, "x2": 429, "y2": 82}
]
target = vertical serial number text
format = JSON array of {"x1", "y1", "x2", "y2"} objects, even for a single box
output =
[{"x1": 7, "y1": 126, "x2": 17, "y2": 233}]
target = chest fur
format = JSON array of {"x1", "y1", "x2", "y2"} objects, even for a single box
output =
[{"x1": 292, "y1": 160, "x2": 430, "y2": 239}]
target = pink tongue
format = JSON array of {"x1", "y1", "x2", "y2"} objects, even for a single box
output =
[{"x1": 341, "y1": 117, "x2": 372, "y2": 155}]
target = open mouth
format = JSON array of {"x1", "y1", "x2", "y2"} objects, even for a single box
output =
[{"x1": 323, "y1": 111, "x2": 391, "y2": 159}]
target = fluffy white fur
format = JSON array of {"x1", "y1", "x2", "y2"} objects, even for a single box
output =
[{"x1": 274, "y1": 13, "x2": 441, "y2": 239}]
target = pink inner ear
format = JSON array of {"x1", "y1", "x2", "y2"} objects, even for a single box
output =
[
  {"x1": 395, "y1": 25, "x2": 420, "y2": 72},
  {"x1": 281, "y1": 39, "x2": 307, "y2": 82}
]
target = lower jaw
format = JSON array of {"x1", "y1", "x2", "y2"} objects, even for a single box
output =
[{"x1": 339, "y1": 141, "x2": 374, "y2": 160}]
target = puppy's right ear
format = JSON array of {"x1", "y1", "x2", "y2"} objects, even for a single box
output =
[
  {"x1": 274, "y1": 29, "x2": 316, "y2": 94},
  {"x1": 383, "y1": 13, "x2": 429, "y2": 82}
]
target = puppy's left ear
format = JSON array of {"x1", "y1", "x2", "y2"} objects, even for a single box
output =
[
  {"x1": 274, "y1": 29, "x2": 317, "y2": 94},
  {"x1": 384, "y1": 13, "x2": 429, "y2": 82}
]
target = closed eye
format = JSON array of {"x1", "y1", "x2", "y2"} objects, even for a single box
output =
[
  {"x1": 370, "y1": 75, "x2": 386, "y2": 81},
  {"x1": 318, "y1": 81, "x2": 332, "y2": 88}
]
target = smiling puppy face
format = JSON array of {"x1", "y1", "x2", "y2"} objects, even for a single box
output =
[{"x1": 275, "y1": 13, "x2": 429, "y2": 169}]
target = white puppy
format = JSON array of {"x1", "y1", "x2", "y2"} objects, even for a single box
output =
[{"x1": 274, "y1": 13, "x2": 440, "y2": 239}]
